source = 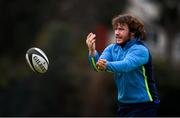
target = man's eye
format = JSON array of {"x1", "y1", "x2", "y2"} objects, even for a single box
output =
[{"x1": 120, "y1": 28, "x2": 125, "y2": 30}]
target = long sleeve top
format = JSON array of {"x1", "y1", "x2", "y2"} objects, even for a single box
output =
[{"x1": 88, "y1": 37, "x2": 160, "y2": 104}]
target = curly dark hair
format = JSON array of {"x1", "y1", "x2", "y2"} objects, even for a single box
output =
[{"x1": 112, "y1": 14, "x2": 146, "y2": 40}]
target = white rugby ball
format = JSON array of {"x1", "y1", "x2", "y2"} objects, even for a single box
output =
[{"x1": 25, "y1": 47, "x2": 49, "y2": 73}]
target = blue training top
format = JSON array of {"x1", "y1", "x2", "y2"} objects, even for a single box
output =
[{"x1": 88, "y1": 37, "x2": 160, "y2": 104}]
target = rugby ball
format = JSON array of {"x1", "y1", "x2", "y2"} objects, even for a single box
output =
[{"x1": 25, "y1": 47, "x2": 49, "y2": 73}]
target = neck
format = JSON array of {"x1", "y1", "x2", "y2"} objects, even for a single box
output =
[{"x1": 119, "y1": 38, "x2": 131, "y2": 47}]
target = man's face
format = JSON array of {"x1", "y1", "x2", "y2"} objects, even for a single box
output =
[{"x1": 114, "y1": 23, "x2": 131, "y2": 45}]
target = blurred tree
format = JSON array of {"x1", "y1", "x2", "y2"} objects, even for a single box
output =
[
  {"x1": 0, "y1": 0, "x2": 57, "y2": 59},
  {"x1": 158, "y1": 0, "x2": 180, "y2": 62}
]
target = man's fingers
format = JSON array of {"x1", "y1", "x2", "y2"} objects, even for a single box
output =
[
  {"x1": 87, "y1": 32, "x2": 93, "y2": 39},
  {"x1": 98, "y1": 59, "x2": 106, "y2": 65},
  {"x1": 98, "y1": 62, "x2": 106, "y2": 67},
  {"x1": 90, "y1": 34, "x2": 96, "y2": 40},
  {"x1": 96, "y1": 60, "x2": 106, "y2": 70},
  {"x1": 97, "y1": 64, "x2": 106, "y2": 70},
  {"x1": 87, "y1": 39, "x2": 94, "y2": 48},
  {"x1": 87, "y1": 33, "x2": 96, "y2": 40},
  {"x1": 86, "y1": 33, "x2": 96, "y2": 46},
  {"x1": 96, "y1": 62, "x2": 101, "y2": 68},
  {"x1": 86, "y1": 33, "x2": 93, "y2": 44},
  {"x1": 98, "y1": 59, "x2": 106, "y2": 64},
  {"x1": 90, "y1": 39, "x2": 95, "y2": 45}
]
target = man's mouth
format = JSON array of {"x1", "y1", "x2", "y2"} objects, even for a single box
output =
[{"x1": 116, "y1": 37, "x2": 122, "y2": 40}]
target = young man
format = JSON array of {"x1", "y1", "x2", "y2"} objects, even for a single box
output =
[{"x1": 86, "y1": 14, "x2": 160, "y2": 117}]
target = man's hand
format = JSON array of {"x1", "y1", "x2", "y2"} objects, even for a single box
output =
[
  {"x1": 86, "y1": 32, "x2": 96, "y2": 56},
  {"x1": 96, "y1": 59, "x2": 107, "y2": 71}
]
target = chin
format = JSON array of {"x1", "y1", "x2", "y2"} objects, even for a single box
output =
[{"x1": 116, "y1": 41, "x2": 123, "y2": 44}]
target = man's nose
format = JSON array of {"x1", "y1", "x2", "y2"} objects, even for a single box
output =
[
  {"x1": 115, "y1": 30, "x2": 119, "y2": 34},
  {"x1": 115, "y1": 30, "x2": 120, "y2": 35}
]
